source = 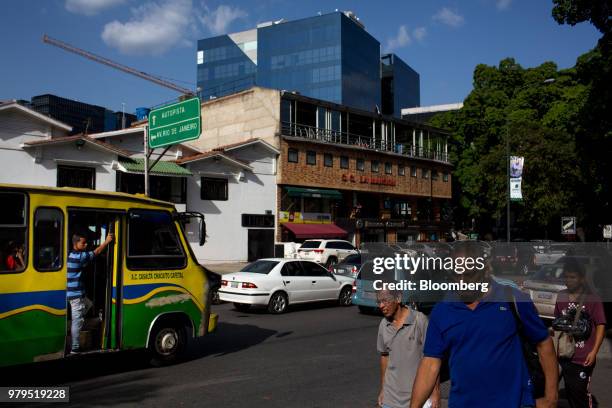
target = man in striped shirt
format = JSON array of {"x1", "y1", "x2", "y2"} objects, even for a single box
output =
[{"x1": 67, "y1": 231, "x2": 114, "y2": 354}]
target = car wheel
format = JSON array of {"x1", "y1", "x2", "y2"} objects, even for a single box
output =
[
  {"x1": 149, "y1": 324, "x2": 187, "y2": 366},
  {"x1": 233, "y1": 303, "x2": 251, "y2": 312},
  {"x1": 338, "y1": 286, "x2": 353, "y2": 306},
  {"x1": 268, "y1": 292, "x2": 288, "y2": 314},
  {"x1": 325, "y1": 256, "x2": 338, "y2": 268}
]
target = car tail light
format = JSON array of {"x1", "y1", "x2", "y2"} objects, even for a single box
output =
[
  {"x1": 313, "y1": 249, "x2": 324, "y2": 253},
  {"x1": 242, "y1": 282, "x2": 258, "y2": 289},
  {"x1": 221, "y1": 280, "x2": 228, "y2": 287},
  {"x1": 351, "y1": 266, "x2": 358, "y2": 276},
  {"x1": 352, "y1": 280, "x2": 357, "y2": 293}
]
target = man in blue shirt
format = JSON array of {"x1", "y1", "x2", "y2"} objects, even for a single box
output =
[
  {"x1": 67, "y1": 231, "x2": 113, "y2": 354},
  {"x1": 410, "y1": 242, "x2": 558, "y2": 408}
]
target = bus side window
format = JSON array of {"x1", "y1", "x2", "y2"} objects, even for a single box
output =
[
  {"x1": 0, "y1": 192, "x2": 28, "y2": 273},
  {"x1": 34, "y1": 208, "x2": 64, "y2": 271},
  {"x1": 127, "y1": 210, "x2": 186, "y2": 270}
]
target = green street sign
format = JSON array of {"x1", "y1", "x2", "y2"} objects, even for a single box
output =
[{"x1": 148, "y1": 97, "x2": 201, "y2": 148}]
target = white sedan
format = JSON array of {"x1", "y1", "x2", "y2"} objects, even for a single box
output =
[{"x1": 218, "y1": 258, "x2": 355, "y2": 313}]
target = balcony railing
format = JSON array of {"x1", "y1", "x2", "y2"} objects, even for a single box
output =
[{"x1": 281, "y1": 122, "x2": 449, "y2": 163}]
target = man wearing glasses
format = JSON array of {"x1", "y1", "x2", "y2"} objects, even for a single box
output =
[{"x1": 377, "y1": 288, "x2": 440, "y2": 408}]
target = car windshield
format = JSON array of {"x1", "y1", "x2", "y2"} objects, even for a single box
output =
[
  {"x1": 300, "y1": 241, "x2": 321, "y2": 249},
  {"x1": 240, "y1": 260, "x2": 279, "y2": 274},
  {"x1": 342, "y1": 254, "x2": 361, "y2": 265},
  {"x1": 534, "y1": 265, "x2": 564, "y2": 281}
]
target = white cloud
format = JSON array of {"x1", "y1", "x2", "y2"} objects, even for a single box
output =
[
  {"x1": 496, "y1": 0, "x2": 512, "y2": 10},
  {"x1": 65, "y1": 0, "x2": 126, "y2": 16},
  {"x1": 198, "y1": 5, "x2": 247, "y2": 35},
  {"x1": 386, "y1": 25, "x2": 411, "y2": 51},
  {"x1": 432, "y1": 7, "x2": 465, "y2": 28},
  {"x1": 101, "y1": 0, "x2": 195, "y2": 56},
  {"x1": 413, "y1": 27, "x2": 427, "y2": 42}
]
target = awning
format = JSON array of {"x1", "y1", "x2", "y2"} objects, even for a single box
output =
[
  {"x1": 284, "y1": 187, "x2": 343, "y2": 199},
  {"x1": 117, "y1": 158, "x2": 192, "y2": 177},
  {"x1": 282, "y1": 223, "x2": 348, "y2": 239}
]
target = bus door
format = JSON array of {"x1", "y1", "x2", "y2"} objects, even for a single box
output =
[{"x1": 67, "y1": 209, "x2": 121, "y2": 352}]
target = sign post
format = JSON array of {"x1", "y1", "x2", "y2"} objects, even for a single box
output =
[
  {"x1": 143, "y1": 97, "x2": 201, "y2": 196},
  {"x1": 148, "y1": 97, "x2": 201, "y2": 148},
  {"x1": 561, "y1": 217, "x2": 576, "y2": 235}
]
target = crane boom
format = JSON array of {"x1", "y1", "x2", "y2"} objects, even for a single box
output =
[{"x1": 42, "y1": 34, "x2": 194, "y2": 95}]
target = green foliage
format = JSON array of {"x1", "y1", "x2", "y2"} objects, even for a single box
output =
[
  {"x1": 427, "y1": 52, "x2": 607, "y2": 237},
  {"x1": 552, "y1": 0, "x2": 611, "y2": 35}
]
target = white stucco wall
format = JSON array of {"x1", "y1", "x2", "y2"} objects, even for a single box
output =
[
  {"x1": 0, "y1": 107, "x2": 118, "y2": 190},
  {"x1": 0, "y1": 143, "x2": 118, "y2": 191},
  {"x1": 184, "y1": 143, "x2": 277, "y2": 263}
]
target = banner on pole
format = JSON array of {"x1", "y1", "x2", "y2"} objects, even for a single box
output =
[
  {"x1": 510, "y1": 178, "x2": 522, "y2": 201},
  {"x1": 510, "y1": 156, "x2": 524, "y2": 178}
]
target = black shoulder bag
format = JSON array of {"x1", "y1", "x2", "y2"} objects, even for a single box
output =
[{"x1": 505, "y1": 286, "x2": 546, "y2": 400}]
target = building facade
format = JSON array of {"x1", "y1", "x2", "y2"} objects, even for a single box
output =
[
  {"x1": 29, "y1": 94, "x2": 137, "y2": 135},
  {"x1": 381, "y1": 54, "x2": 420, "y2": 117},
  {"x1": 197, "y1": 11, "x2": 418, "y2": 115},
  {"x1": 186, "y1": 86, "x2": 451, "y2": 249}
]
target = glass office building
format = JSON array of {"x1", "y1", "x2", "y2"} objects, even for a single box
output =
[
  {"x1": 196, "y1": 12, "x2": 418, "y2": 115},
  {"x1": 381, "y1": 54, "x2": 420, "y2": 117},
  {"x1": 196, "y1": 29, "x2": 258, "y2": 100}
]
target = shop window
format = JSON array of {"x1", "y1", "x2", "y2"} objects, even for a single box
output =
[
  {"x1": 340, "y1": 156, "x2": 349, "y2": 169},
  {"x1": 34, "y1": 208, "x2": 63, "y2": 271},
  {"x1": 307, "y1": 151, "x2": 317, "y2": 165},
  {"x1": 443, "y1": 172, "x2": 449, "y2": 182},
  {"x1": 385, "y1": 162, "x2": 392, "y2": 174},
  {"x1": 398, "y1": 165, "x2": 405, "y2": 176},
  {"x1": 117, "y1": 173, "x2": 186, "y2": 204},
  {"x1": 288, "y1": 148, "x2": 299, "y2": 163},
  {"x1": 371, "y1": 160, "x2": 380, "y2": 173},
  {"x1": 57, "y1": 165, "x2": 95, "y2": 189},
  {"x1": 201, "y1": 177, "x2": 228, "y2": 201},
  {"x1": 356, "y1": 158, "x2": 365, "y2": 171},
  {"x1": 411, "y1": 166, "x2": 417, "y2": 177},
  {"x1": 422, "y1": 169, "x2": 429, "y2": 179},
  {"x1": 324, "y1": 153, "x2": 333, "y2": 167},
  {"x1": 127, "y1": 210, "x2": 186, "y2": 270},
  {"x1": 0, "y1": 192, "x2": 27, "y2": 273}
]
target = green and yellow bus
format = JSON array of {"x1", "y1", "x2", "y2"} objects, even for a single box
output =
[{"x1": 0, "y1": 184, "x2": 219, "y2": 367}]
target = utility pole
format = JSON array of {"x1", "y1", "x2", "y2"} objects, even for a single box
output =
[
  {"x1": 121, "y1": 102, "x2": 126, "y2": 129},
  {"x1": 144, "y1": 125, "x2": 149, "y2": 196},
  {"x1": 506, "y1": 127, "x2": 511, "y2": 242}
]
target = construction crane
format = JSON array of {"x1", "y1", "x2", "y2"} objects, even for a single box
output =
[{"x1": 42, "y1": 34, "x2": 194, "y2": 95}]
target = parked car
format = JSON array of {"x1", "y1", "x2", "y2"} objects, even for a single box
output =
[
  {"x1": 522, "y1": 255, "x2": 605, "y2": 319},
  {"x1": 332, "y1": 253, "x2": 362, "y2": 278},
  {"x1": 297, "y1": 239, "x2": 358, "y2": 267},
  {"x1": 491, "y1": 243, "x2": 535, "y2": 275},
  {"x1": 218, "y1": 259, "x2": 355, "y2": 314},
  {"x1": 533, "y1": 243, "x2": 570, "y2": 266}
]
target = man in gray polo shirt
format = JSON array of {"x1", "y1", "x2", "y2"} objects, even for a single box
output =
[{"x1": 377, "y1": 288, "x2": 439, "y2": 408}]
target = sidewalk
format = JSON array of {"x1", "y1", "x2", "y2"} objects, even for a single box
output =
[{"x1": 203, "y1": 262, "x2": 247, "y2": 275}]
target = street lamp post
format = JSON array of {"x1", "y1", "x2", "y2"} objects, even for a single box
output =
[{"x1": 506, "y1": 78, "x2": 555, "y2": 242}]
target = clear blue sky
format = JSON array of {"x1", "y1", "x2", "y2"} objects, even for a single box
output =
[{"x1": 0, "y1": 0, "x2": 601, "y2": 115}]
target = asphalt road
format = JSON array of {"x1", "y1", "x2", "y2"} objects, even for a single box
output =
[
  {"x1": 4, "y1": 301, "x2": 612, "y2": 407},
  {"x1": 5, "y1": 302, "x2": 384, "y2": 408}
]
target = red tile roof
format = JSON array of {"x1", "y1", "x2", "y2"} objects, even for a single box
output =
[{"x1": 23, "y1": 135, "x2": 131, "y2": 157}]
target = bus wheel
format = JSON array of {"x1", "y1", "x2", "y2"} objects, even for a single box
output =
[{"x1": 149, "y1": 324, "x2": 187, "y2": 366}]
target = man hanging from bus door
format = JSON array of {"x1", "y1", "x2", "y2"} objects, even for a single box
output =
[{"x1": 67, "y1": 231, "x2": 114, "y2": 354}]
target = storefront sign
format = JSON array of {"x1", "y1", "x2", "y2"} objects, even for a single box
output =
[
  {"x1": 279, "y1": 211, "x2": 332, "y2": 224},
  {"x1": 364, "y1": 220, "x2": 385, "y2": 228},
  {"x1": 342, "y1": 174, "x2": 396, "y2": 186},
  {"x1": 385, "y1": 221, "x2": 406, "y2": 228}
]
